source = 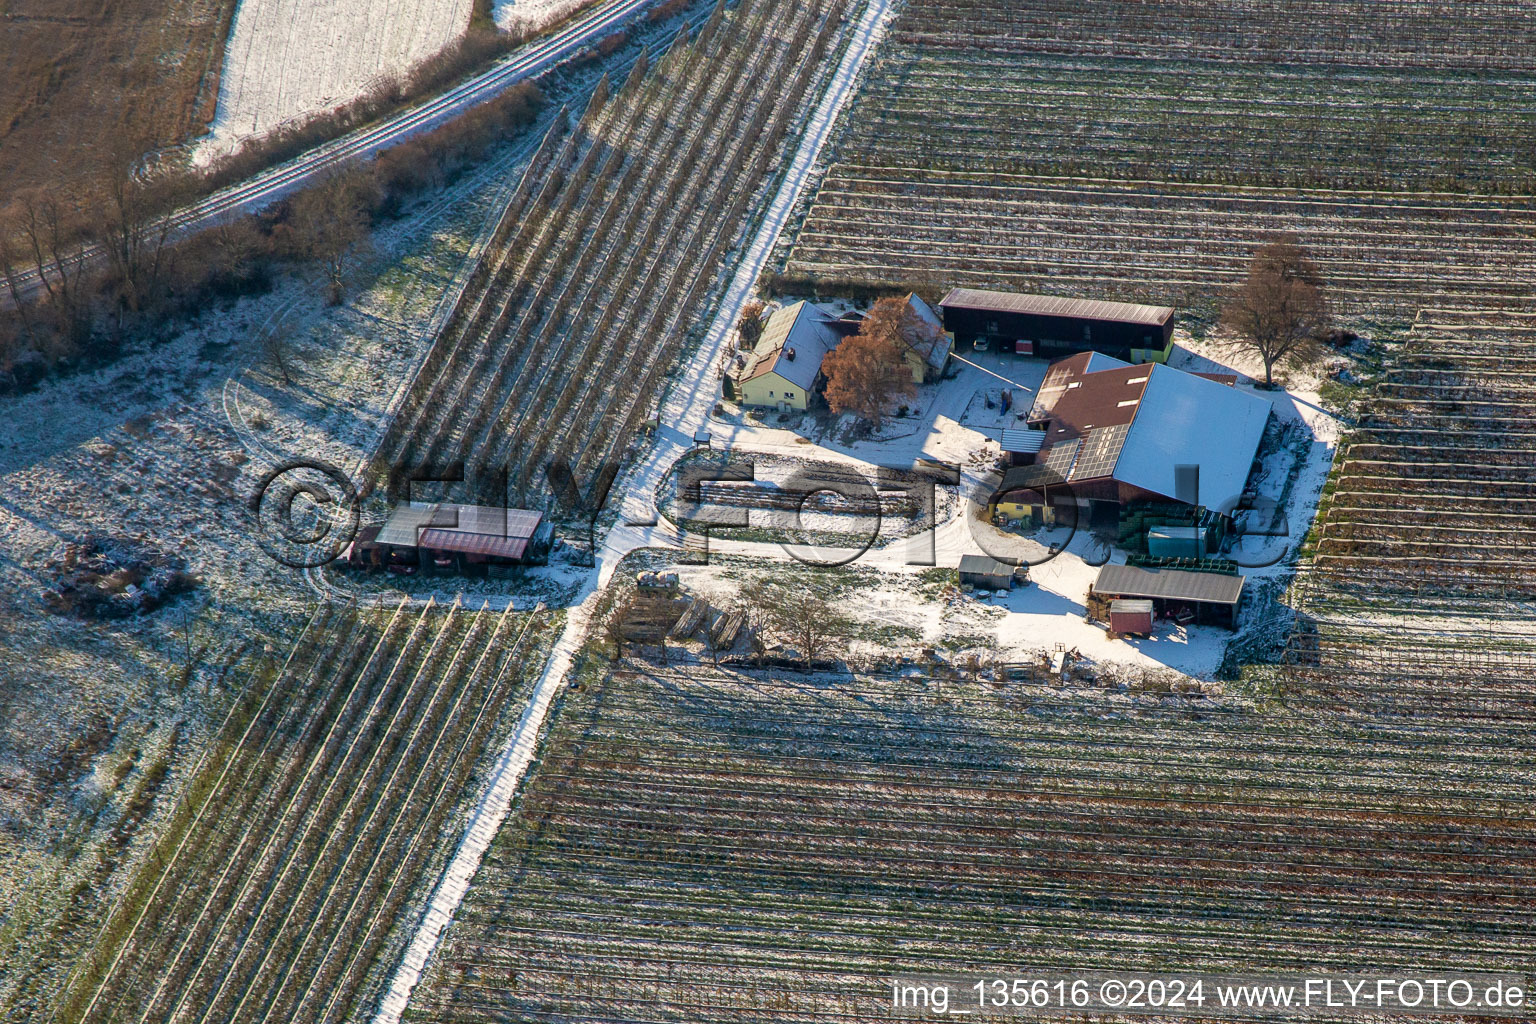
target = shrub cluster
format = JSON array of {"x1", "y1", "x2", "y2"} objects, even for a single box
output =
[
  {"x1": 0, "y1": 82, "x2": 544, "y2": 395},
  {"x1": 41, "y1": 535, "x2": 200, "y2": 619}
]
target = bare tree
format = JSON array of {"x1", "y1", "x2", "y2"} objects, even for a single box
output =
[
  {"x1": 261, "y1": 323, "x2": 300, "y2": 385},
  {"x1": 12, "y1": 191, "x2": 93, "y2": 357},
  {"x1": 743, "y1": 580, "x2": 852, "y2": 669},
  {"x1": 97, "y1": 139, "x2": 182, "y2": 318},
  {"x1": 604, "y1": 593, "x2": 635, "y2": 659},
  {"x1": 284, "y1": 167, "x2": 378, "y2": 304},
  {"x1": 736, "y1": 300, "x2": 766, "y2": 347},
  {"x1": 858, "y1": 295, "x2": 945, "y2": 377},
  {"x1": 0, "y1": 315, "x2": 22, "y2": 389},
  {"x1": 0, "y1": 233, "x2": 43, "y2": 353},
  {"x1": 190, "y1": 215, "x2": 272, "y2": 295},
  {"x1": 1221, "y1": 239, "x2": 1329, "y2": 387}
]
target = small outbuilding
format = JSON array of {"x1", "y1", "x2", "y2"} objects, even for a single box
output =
[
  {"x1": 959, "y1": 554, "x2": 1019, "y2": 591},
  {"x1": 1089, "y1": 564, "x2": 1244, "y2": 629},
  {"x1": 374, "y1": 501, "x2": 550, "y2": 574},
  {"x1": 1108, "y1": 599, "x2": 1154, "y2": 637}
]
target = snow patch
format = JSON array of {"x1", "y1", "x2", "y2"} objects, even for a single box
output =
[
  {"x1": 199, "y1": 0, "x2": 476, "y2": 161},
  {"x1": 494, "y1": 0, "x2": 603, "y2": 33}
]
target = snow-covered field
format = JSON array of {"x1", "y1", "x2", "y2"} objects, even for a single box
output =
[
  {"x1": 0, "y1": 130, "x2": 545, "y2": 1014},
  {"x1": 494, "y1": 0, "x2": 604, "y2": 33},
  {"x1": 199, "y1": 0, "x2": 475, "y2": 160}
]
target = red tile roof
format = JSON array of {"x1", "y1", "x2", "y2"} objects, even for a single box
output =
[{"x1": 415, "y1": 529, "x2": 529, "y2": 560}]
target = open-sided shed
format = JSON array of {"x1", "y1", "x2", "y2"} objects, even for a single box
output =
[
  {"x1": 939, "y1": 287, "x2": 1175, "y2": 362},
  {"x1": 959, "y1": 554, "x2": 1019, "y2": 590},
  {"x1": 375, "y1": 502, "x2": 549, "y2": 574},
  {"x1": 1089, "y1": 564, "x2": 1244, "y2": 628}
]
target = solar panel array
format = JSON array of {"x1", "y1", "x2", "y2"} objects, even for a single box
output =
[
  {"x1": 1041, "y1": 437, "x2": 1081, "y2": 477},
  {"x1": 1069, "y1": 422, "x2": 1130, "y2": 480}
]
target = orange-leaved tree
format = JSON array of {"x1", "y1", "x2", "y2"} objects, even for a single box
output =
[
  {"x1": 822, "y1": 327, "x2": 915, "y2": 429},
  {"x1": 858, "y1": 295, "x2": 945, "y2": 375}
]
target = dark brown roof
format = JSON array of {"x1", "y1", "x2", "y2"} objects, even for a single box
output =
[
  {"x1": 940, "y1": 287, "x2": 1174, "y2": 328},
  {"x1": 1093, "y1": 565, "x2": 1245, "y2": 605},
  {"x1": 1034, "y1": 358, "x2": 1154, "y2": 438}
]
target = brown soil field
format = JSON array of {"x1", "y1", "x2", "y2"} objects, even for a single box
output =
[{"x1": 0, "y1": 0, "x2": 237, "y2": 210}]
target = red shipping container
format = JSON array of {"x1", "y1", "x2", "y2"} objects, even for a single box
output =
[{"x1": 1109, "y1": 599, "x2": 1154, "y2": 636}]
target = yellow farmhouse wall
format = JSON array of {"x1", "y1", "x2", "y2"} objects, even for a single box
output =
[{"x1": 738, "y1": 371, "x2": 810, "y2": 410}]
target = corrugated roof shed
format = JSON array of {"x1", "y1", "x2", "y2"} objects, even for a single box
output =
[
  {"x1": 959, "y1": 554, "x2": 1012, "y2": 571},
  {"x1": 376, "y1": 502, "x2": 543, "y2": 550},
  {"x1": 959, "y1": 554, "x2": 1017, "y2": 582},
  {"x1": 375, "y1": 504, "x2": 440, "y2": 548},
  {"x1": 1093, "y1": 565, "x2": 1245, "y2": 605},
  {"x1": 940, "y1": 288, "x2": 1175, "y2": 328},
  {"x1": 1110, "y1": 598, "x2": 1154, "y2": 615},
  {"x1": 416, "y1": 529, "x2": 529, "y2": 560},
  {"x1": 1001, "y1": 428, "x2": 1046, "y2": 453}
]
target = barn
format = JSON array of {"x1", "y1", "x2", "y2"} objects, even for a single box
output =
[
  {"x1": 939, "y1": 287, "x2": 1175, "y2": 363},
  {"x1": 996, "y1": 352, "x2": 1271, "y2": 521}
]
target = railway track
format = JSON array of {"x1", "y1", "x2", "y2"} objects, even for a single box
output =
[{"x1": 6, "y1": 0, "x2": 657, "y2": 306}]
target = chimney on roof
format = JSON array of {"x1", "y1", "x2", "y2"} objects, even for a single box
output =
[{"x1": 785, "y1": 347, "x2": 796, "y2": 361}]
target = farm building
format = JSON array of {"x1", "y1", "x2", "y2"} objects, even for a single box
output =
[
  {"x1": 729, "y1": 300, "x2": 844, "y2": 411},
  {"x1": 939, "y1": 287, "x2": 1175, "y2": 363},
  {"x1": 958, "y1": 554, "x2": 1020, "y2": 590},
  {"x1": 834, "y1": 293, "x2": 954, "y2": 382},
  {"x1": 361, "y1": 502, "x2": 551, "y2": 575},
  {"x1": 994, "y1": 352, "x2": 1270, "y2": 521},
  {"x1": 1089, "y1": 564, "x2": 1245, "y2": 629},
  {"x1": 891, "y1": 293, "x2": 953, "y2": 382}
]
